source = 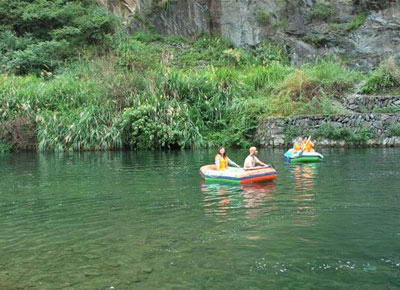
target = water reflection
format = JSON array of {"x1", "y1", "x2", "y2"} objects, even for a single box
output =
[
  {"x1": 201, "y1": 182, "x2": 277, "y2": 219},
  {"x1": 241, "y1": 183, "x2": 277, "y2": 219},
  {"x1": 289, "y1": 164, "x2": 319, "y2": 224},
  {"x1": 291, "y1": 163, "x2": 319, "y2": 193}
]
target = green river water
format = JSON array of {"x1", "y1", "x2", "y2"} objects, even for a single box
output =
[{"x1": 0, "y1": 149, "x2": 399, "y2": 289}]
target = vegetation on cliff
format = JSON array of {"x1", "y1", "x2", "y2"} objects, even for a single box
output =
[{"x1": 0, "y1": 1, "x2": 399, "y2": 151}]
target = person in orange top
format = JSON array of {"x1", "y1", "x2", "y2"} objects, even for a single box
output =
[
  {"x1": 293, "y1": 137, "x2": 304, "y2": 151},
  {"x1": 303, "y1": 138, "x2": 315, "y2": 152},
  {"x1": 215, "y1": 147, "x2": 240, "y2": 170}
]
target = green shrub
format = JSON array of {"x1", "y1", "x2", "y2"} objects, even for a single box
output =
[
  {"x1": 273, "y1": 19, "x2": 289, "y2": 29},
  {"x1": 163, "y1": 35, "x2": 187, "y2": 45},
  {"x1": 0, "y1": 73, "x2": 107, "y2": 116},
  {"x1": 176, "y1": 36, "x2": 234, "y2": 67},
  {"x1": 244, "y1": 63, "x2": 293, "y2": 91},
  {"x1": 4, "y1": 40, "x2": 69, "y2": 74},
  {"x1": 313, "y1": 123, "x2": 374, "y2": 144},
  {"x1": 283, "y1": 125, "x2": 309, "y2": 144},
  {"x1": 347, "y1": 127, "x2": 375, "y2": 144},
  {"x1": 278, "y1": 71, "x2": 321, "y2": 102},
  {"x1": 278, "y1": 60, "x2": 362, "y2": 101},
  {"x1": 306, "y1": 58, "x2": 361, "y2": 82},
  {"x1": 296, "y1": 97, "x2": 349, "y2": 115},
  {"x1": 346, "y1": 13, "x2": 368, "y2": 31},
  {"x1": 131, "y1": 31, "x2": 163, "y2": 43},
  {"x1": 314, "y1": 123, "x2": 351, "y2": 140},
  {"x1": 0, "y1": 0, "x2": 119, "y2": 74},
  {"x1": 373, "y1": 105, "x2": 400, "y2": 113},
  {"x1": 0, "y1": 31, "x2": 36, "y2": 53},
  {"x1": 222, "y1": 48, "x2": 251, "y2": 66},
  {"x1": 160, "y1": 70, "x2": 238, "y2": 125},
  {"x1": 193, "y1": 35, "x2": 232, "y2": 50},
  {"x1": 361, "y1": 58, "x2": 400, "y2": 94},
  {"x1": 256, "y1": 10, "x2": 272, "y2": 25},
  {"x1": 387, "y1": 125, "x2": 400, "y2": 137},
  {"x1": 254, "y1": 41, "x2": 289, "y2": 65},
  {"x1": 303, "y1": 34, "x2": 330, "y2": 48},
  {"x1": 117, "y1": 39, "x2": 161, "y2": 71},
  {"x1": 0, "y1": 142, "x2": 12, "y2": 153},
  {"x1": 70, "y1": 6, "x2": 118, "y2": 45},
  {"x1": 311, "y1": 2, "x2": 335, "y2": 21},
  {"x1": 121, "y1": 101, "x2": 202, "y2": 149},
  {"x1": 36, "y1": 107, "x2": 122, "y2": 151}
]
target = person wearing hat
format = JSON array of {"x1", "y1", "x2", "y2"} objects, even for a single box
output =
[{"x1": 244, "y1": 147, "x2": 268, "y2": 169}]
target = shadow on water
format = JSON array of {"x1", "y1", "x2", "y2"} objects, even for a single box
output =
[{"x1": 200, "y1": 181, "x2": 277, "y2": 220}]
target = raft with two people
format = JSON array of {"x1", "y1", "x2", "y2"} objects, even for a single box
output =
[
  {"x1": 200, "y1": 146, "x2": 278, "y2": 184},
  {"x1": 284, "y1": 136, "x2": 324, "y2": 163}
]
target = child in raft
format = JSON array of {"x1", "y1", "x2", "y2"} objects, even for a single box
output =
[
  {"x1": 302, "y1": 137, "x2": 315, "y2": 152},
  {"x1": 293, "y1": 137, "x2": 304, "y2": 152},
  {"x1": 215, "y1": 146, "x2": 241, "y2": 170},
  {"x1": 292, "y1": 137, "x2": 315, "y2": 152}
]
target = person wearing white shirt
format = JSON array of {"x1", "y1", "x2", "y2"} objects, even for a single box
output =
[{"x1": 243, "y1": 147, "x2": 268, "y2": 168}]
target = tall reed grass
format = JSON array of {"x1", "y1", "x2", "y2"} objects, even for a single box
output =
[{"x1": 0, "y1": 33, "x2": 367, "y2": 151}]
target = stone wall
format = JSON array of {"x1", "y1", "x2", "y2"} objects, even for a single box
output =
[
  {"x1": 256, "y1": 113, "x2": 400, "y2": 147},
  {"x1": 344, "y1": 94, "x2": 400, "y2": 112}
]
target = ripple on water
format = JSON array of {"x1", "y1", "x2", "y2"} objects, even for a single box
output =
[{"x1": 0, "y1": 149, "x2": 399, "y2": 289}]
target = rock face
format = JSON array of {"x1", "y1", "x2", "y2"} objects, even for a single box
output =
[
  {"x1": 98, "y1": 0, "x2": 140, "y2": 21},
  {"x1": 97, "y1": 0, "x2": 400, "y2": 69}
]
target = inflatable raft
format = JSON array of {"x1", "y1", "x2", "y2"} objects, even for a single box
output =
[
  {"x1": 200, "y1": 165, "x2": 278, "y2": 184},
  {"x1": 284, "y1": 149, "x2": 323, "y2": 163}
]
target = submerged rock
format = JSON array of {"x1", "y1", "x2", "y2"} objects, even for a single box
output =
[{"x1": 142, "y1": 267, "x2": 153, "y2": 274}]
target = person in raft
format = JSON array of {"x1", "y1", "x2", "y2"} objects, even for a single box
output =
[
  {"x1": 215, "y1": 146, "x2": 240, "y2": 170},
  {"x1": 244, "y1": 147, "x2": 268, "y2": 169},
  {"x1": 293, "y1": 137, "x2": 304, "y2": 151},
  {"x1": 303, "y1": 137, "x2": 315, "y2": 152}
]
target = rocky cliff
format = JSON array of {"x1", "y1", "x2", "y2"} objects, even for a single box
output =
[{"x1": 98, "y1": 0, "x2": 400, "y2": 70}]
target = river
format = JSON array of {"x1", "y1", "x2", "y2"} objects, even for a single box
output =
[{"x1": 0, "y1": 149, "x2": 399, "y2": 289}]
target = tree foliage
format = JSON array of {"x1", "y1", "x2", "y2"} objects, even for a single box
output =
[{"x1": 0, "y1": 0, "x2": 119, "y2": 74}]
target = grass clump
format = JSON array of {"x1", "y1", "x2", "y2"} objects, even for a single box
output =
[
  {"x1": 272, "y1": 60, "x2": 363, "y2": 116},
  {"x1": 256, "y1": 10, "x2": 272, "y2": 25},
  {"x1": 373, "y1": 105, "x2": 400, "y2": 113},
  {"x1": 311, "y1": 2, "x2": 335, "y2": 21},
  {"x1": 36, "y1": 107, "x2": 122, "y2": 151},
  {"x1": 0, "y1": 143, "x2": 12, "y2": 153},
  {"x1": 346, "y1": 13, "x2": 368, "y2": 31},
  {"x1": 315, "y1": 123, "x2": 375, "y2": 144},
  {"x1": 387, "y1": 125, "x2": 400, "y2": 137},
  {"x1": 254, "y1": 41, "x2": 289, "y2": 65},
  {"x1": 303, "y1": 34, "x2": 330, "y2": 48},
  {"x1": 361, "y1": 57, "x2": 400, "y2": 94}
]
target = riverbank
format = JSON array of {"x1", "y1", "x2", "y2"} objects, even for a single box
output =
[
  {"x1": 1, "y1": 2, "x2": 399, "y2": 152},
  {"x1": 256, "y1": 94, "x2": 400, "y2": 148}
]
